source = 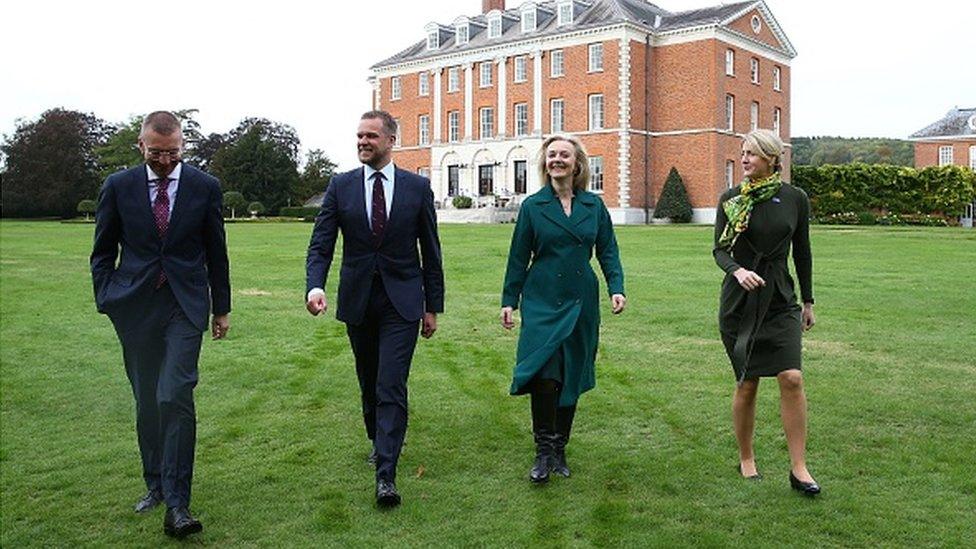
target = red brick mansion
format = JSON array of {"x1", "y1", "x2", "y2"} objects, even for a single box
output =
[{"x1": 369, "y1": 0, "x2": 795, "y2": 223}]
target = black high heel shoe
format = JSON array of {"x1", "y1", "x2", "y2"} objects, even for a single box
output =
[
  {"x1": 789, "y1": 472, "x2": 821, "y2": 496},
  {"x1": 737, "y1": 464, "x2": 762, "y2": 480}
]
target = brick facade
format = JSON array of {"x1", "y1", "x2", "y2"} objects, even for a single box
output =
[{"x1": 370, "y1": 0, "x2": 796, "y2": 223}]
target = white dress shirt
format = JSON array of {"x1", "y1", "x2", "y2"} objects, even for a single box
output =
[
  {"x1": 147, "y1": 162, "x2": 182, "y2": 217},
  {"x1": 308, "y1": 163, "x2": 396, "y2": 302}
]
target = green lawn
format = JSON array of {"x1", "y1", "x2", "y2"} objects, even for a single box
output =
[{"x1": 1, "y1": 221, "x2": 974, "y2": 547}]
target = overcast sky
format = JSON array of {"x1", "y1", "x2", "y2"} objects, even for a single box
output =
[{"x1": 2, "y1": 0, "x2": 973, "y2": 170}]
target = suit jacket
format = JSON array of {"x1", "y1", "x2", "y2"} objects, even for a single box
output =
[
  {"x1": 90, "y1": 163, "x2": 231, "y2": 332},
  {"x1": 305, "y1": 166, "x2": 444, "y2": 325}
]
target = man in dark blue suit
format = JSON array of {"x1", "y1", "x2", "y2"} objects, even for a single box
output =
[
  {"x1": 91, "y1": 111, "x2": 230, "y2": 538},
  {"x1": 305, "y1": 110, "x2": 444, "y2": 507}
]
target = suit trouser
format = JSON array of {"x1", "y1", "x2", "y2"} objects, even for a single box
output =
[
  {"x1": 113, "y1": 285, "x2": 202, "y2": 509},
  {"x1": 346, "y1": 275, "x2": 419, "y2": 482}
]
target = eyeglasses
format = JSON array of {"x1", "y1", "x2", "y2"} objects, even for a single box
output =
[{"x1": 146, "y1": 148, "x2": 181, "y2": 159}]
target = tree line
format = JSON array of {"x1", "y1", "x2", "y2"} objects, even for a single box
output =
[
  {"x1": 1, "y1": 108, "x2": 336, "y2": 218},
  {"x1": 791, "y1": 136, "x2": 914, "y2": 167}
]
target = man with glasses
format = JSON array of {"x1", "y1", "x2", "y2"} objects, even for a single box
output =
[{"x1": 91, "y1": 111, "x2": 230, "y2": 538}]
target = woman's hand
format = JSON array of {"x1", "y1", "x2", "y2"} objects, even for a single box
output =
[
  {"x1": 611, "y1": 294, "x2": 626, "y2": 314},
  {"x1": 500, "y1": 306, "x2": 515, "y2": 330},
  {"x1": 802, "y1": 302, "x2": 816, "y2": 331},
  {"x1": 733, "y1": 268, "x2": 766, "y2": 291}
]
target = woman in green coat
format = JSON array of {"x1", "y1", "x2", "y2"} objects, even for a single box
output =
[
  {"x1": 714, "y1": 129, "x2": 820, "y2": 495},
  {"x1": 501, "y1": 135, "x2": 625, "y2": 484}
]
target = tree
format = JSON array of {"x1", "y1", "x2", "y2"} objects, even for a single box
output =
[
  {"x1": 210, "y1": 118, "x2": 301, "y2": 214},
  {"x1": 77, "y1": 199, "x2": 97, "y2": 220},
  {"x1": 247, "y1": 201, "x2": 265, "y2": 218},
  {"x1": 294, "y1": 149, "x2": 336, "y2": 204},
  {"x1": 185, "y1": 132, "x2": 227, "y2": 171},
  {"x1": 654, "y1": 167, "x2": 693, "y2": 223},
  {"x1": 223, "y1": 191, "x2": 247, "y2": 219},
  {"x1": 1, "y1": 108, "x2": 110, "y2": 218},
  {"x1": 96, "y1": 116, "x2": 143, "y2": 180}
]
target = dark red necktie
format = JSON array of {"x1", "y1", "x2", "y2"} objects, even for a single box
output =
[
  {"x1": 153, "y1": 178, "x2": 170, "y2": 287},
  {"x1": 370, "y1": 172, "x2": 387, "y2": 247}
]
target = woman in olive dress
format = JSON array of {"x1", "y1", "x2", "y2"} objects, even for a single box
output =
[
  {"x1": 501, "y1": 135, "x2": 625, "y2": 484},
  {"x1": 714, "y1": 129, "x2": 821, "y2": 495}
]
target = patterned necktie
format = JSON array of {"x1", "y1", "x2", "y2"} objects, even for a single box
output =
[
  {"x1": 370, "y1": 172, "x2": 387, "y2": 247},
  {"x1": 153, "y1": 177, "x2": 170, "y2": 287}
]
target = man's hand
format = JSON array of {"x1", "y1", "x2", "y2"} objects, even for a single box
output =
[
  {"x1": 306, "y1": 291, "x2": 327, "y2": 316},
  {"x1": 212, "y1": 314, "x2": 230, "y2": 340},
  {"x1": 611, "y1": 294, "x2": 626, "y2": 314},
  {"x1": 421, "y1": 312, "x2": 437, "y2": 339},
  {"x1": 500, "y1": 306, "x2": 515, "y2": 330}
]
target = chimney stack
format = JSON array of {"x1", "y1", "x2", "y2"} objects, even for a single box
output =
[{"x1": 482, "y1": 0, "x2": 505, "y2": 13}]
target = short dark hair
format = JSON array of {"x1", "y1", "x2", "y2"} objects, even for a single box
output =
[
  {"x1": 361, "y1": 110, "x2": 398, "y2": 137},
  {"x1": 141, "y1": 111, "x2": 182, "y2": 137}
]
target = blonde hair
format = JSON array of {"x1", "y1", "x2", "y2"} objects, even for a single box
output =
[
  {"x1": 538, "y1": 134, "x2": 590, "y2": 192},
  {"x1": 742, "y1": 129, "x2": 784, "y2": 173}
]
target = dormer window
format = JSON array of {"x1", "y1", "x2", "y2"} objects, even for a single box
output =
[
  {"x1": 557, "y1": 0, "x2": 573, "y2": 26},
  {"x1": 427, "y1": 30, "x2": 439, "y2": 50},
  {"x1": 488, "y1": 11, "x2": 503, "y2": 38},
  {"x1": 521, "y1": 3, "x2": 537, "y2": 32},
  {"x1": 455, "y1": 17, "x2": 470, "y2": 46}
]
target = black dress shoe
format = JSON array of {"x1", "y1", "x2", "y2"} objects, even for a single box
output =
[
  {"x1": 134, "y1": 489, "x2": 163, "y2": 513},
  {"x1": 376, "y1": 479, "x2": 401, "y2": 508},
  {"x1": 789, "y1": 472, "x2": 821, "y2": 496},
  {"x1": 737, "y1": 464, "x2": 762, "y2": 480},
  {"x1": 163, "y1": 507, "x2": 203, "y2": 538},
  {"x1": 367, "y1": 446, "x2": 378, "y2": 465}
]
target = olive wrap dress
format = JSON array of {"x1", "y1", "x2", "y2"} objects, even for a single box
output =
[
  {"x1": 713, "y1": 183, "x2": 813, "y2": 380},
  {"x1": 502, "y1": 185, "x2": 624, "y2": 406}
]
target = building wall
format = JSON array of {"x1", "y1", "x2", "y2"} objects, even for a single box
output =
[{"x1": 914, "y1": 140, "x2": 976, "y2": 168}]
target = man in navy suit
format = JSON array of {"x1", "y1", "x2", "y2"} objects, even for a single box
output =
[
  {"x1": 91, "y1": 111, "x2": 230, "y2": 538},
  {"x1": 305, "y1": 110, "x2": 444, "y2": 507}
]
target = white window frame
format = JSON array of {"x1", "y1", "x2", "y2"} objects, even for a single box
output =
[
  {"x1": 773, "y1": 66, "x2": 781, "y2": 91},
  {"x1": 419, "y1": 114, "x2": 430, "y2": 146},
  {"x1": 394, "y1": 118, "x2": 401, "y2": 147},
  {"x1": 427, "y1": 30, "x2": 439, "y2": 50},
  {"x1": 557, "y1": 0, "x2": 573, "y2": 26},
  {"x1": 514, "y1": 56, "x2": 528, "y2": 83},
  {"x1": 550, "y1": 49, "x2": 565, "y2": 77},
  {"x1": 773, "y1": 107, "x2": 781, "y2": 136},
  {"x1": 588, "y1": 156, "x2": 604, "y2": 192},
  {"x1": 391, "y1": 76, "x2": 401, "y2": 101},
  {"x1": 448, "y1": 67, "x2": 460, "y2": 93},
  {"x1": 588, "y1": 94, "x2": 604, "y2": 131},
  {"x1": 750, "y1": 101, "x2": 759, "y2": 131},
  {"x1": 588, "y1": 43, "x2": 604, "y2": 73},
  {"x1": 418, "y1": 72, "x2": 429, "y2": 96},
  {"x1": 488, "y1": 13, "x2": 502, "y2": 38},
  {"x1": 480, "y1": 62, "x2": 493, "y2": 88},
  {"x1": 726, "y1": 160, "x2": 735, "y2": 188},
  {"x1": 970, "y1": 145, "x2": 976, "y2": 170},
  {"x1": 938, "y1": 145, "x2": 953, "y2": 166},
  {"x1": 514, "y1": 103, "x2": 529, "y2": 137},
  {"x1": 750, "y1": 57, "x2": 760, "y2": 84},
  {"x1": 551, "y1": 98, "x2": 565, "y2": 133},
  {"x1": 725, "y1": 49, "x2": 735, "y2": 76},
  {"x1": 726, "y1": 94, "x2": 734, "y2": 131},
  {"x1": 521, "y1": 8, "x2": 537, "y2": 32},
  {"x1": 448, "y1": 111, "x2": 460, "y2": 142},
  {"x1": 480, "y1": 107, "x2": 494, "y2": 140},
  {"x1": 456, "y1": 23, "x2": 469, "y2": 45}
]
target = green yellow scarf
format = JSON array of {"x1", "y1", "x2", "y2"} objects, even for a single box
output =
[{"x1": 718, "y1": 173, "x2": 783, "y2": 249}]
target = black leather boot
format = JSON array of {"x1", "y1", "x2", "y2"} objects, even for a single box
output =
[
  {"x1": 552, "y1": 404, "x2": 576, "y2": 477},
  {"x1": 529, "y1": 383, "x2": 558, "y2": 483}
]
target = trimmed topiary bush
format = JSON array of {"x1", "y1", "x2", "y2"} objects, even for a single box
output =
[
  {"x1": 77, "y1": 199, "x2": 97, "y2": 220},
  {"x1": 654, "y1": 167, "x2": 693, "y2": 223},
  {"x1": 452, "y1": 195, "x2": 473, "y2": 209}
]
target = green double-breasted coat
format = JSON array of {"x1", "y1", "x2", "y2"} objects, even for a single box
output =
[{"x1": 502, "y1": 185, "x2": 624, "y2": 406}]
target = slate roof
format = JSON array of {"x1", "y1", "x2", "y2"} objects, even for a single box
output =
[
  {"x1": 372, "y1": 0, "x2": 787, "y2": 69},
  {"x1": 909, "y1": 107, "x2": 976, "y2": 139}
]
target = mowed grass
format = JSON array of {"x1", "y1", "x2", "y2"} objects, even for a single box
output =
[{"x1": 1, "y1": 220, "x2": 974, "y2": 547}]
